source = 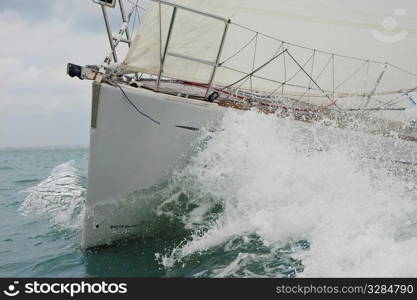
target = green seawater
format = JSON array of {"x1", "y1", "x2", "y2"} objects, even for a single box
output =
[
  {"x1": 1, "y1": 115, "x2": 417, "y2": 277},
  {"x1": 0, "y1": 148, "x2": 304, "y2": 277}
]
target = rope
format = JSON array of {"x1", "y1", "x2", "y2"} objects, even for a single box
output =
[
  {"x1": 230, "y1": 22, "x2": 389, "y2": 65},
  {"x1": 405, "y1": 93, "x2": 417, "y2": 105},
  {"x1": 250, "y1": 33, "x2": 259, "y2": 95},
  {"x1": 360, "y1": 61, "x2": 371, "y2": 108},
  {"x1": 282, "y1": 45, "x2": 286, "y2": 95},
  {"x1": 111, "y1": 80, "x2": 161, "y2": 125},
  {"x1": 265, "y1": 50, "x2": 316, "y2": 97},
  {"x1": 215, "y1": 23, "x2": 417, "y2": 110},
  {"x1": 334, "y1": 61, "x2": 369, "y2": 92},
  {"x1": 221, "y1": 49, "x2": 287, "y2": 90},
  {"x1": 285, "y1": 50, "x2": 333, "y2": 105},
  {"x1": 383, "y1": 86, "x2": 417, "y2": 108},
  {"x1": 363, "y1": 63, "x2": 388, "y2": 109},
  {"x1": 122, "y1": 1, "x2": 417, "y2": 112},
  {"x1": 220, "y1": 33, "x2": 258, "y2": 65}
]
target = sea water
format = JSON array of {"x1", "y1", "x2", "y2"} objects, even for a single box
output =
[{"x1": 1, "y1": 110, "x2": 417, "y2": 277}]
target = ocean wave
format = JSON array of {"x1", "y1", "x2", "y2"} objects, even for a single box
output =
[
  {"x1": 156, "y1": 110, "x2": 417, "y2": 277},
  {"x1": 19, "y1": 160, "x2": 86, "y2": 230}
]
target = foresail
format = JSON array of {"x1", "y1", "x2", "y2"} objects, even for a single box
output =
[
  {"x1": 122, "y1": 0, "x2": 417, "y2": 118},
  {"x1": 123, "y1": 0, "x2": 232, "y2": 82}
]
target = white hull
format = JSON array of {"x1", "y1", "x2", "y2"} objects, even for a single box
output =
[{"x1": 82, "y1": 83, "x2": 225, "y2": 249}]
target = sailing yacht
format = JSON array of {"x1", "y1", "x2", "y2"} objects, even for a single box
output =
[{"x1": 68, "y1": 0, "x2": 417, "y2": 249}]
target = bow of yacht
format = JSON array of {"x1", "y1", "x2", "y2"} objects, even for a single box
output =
[{"x1": 68, "y1": 0, "x2": 417, "y2": 249}]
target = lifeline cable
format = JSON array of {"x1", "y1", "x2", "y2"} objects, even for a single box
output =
[{"x1": 111, "y1": 80, "x2": 161, "y2": 125}]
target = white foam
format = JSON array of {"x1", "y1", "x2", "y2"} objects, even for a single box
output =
[
  {"x1": 19, "y1": 160, "x2": 86, "y2": 230},
  {"x1": 158, "y1": 110, "x2": 417, "y2": 277}
]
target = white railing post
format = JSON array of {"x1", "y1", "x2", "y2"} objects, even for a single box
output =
[
  {"x1": 205, "y1": 20, "x2": 230, "y2": 97},
  {"x1": 157, "y1": 7, "x2": 177, "y2": 90}
]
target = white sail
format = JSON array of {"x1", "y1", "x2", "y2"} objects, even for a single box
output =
[
  {"x1": 122, "y1": 0, "x2": 417, "y2": 111},
  {"x1": 123, "y1": 0, "x2": 235, "y2": 82}
]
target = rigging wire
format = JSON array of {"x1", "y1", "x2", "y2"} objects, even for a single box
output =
[
  {"x1": 220, "y1": 33, "x2": 258, "y2": 65},
  {"x1": 120, "y1": 1, "x2": 417, "y2": 113},
  {"x1": 230, "y1": 22, "x2": 388, "y2": 65},
  {"x1": 220, "y1": 49, "x2": 288, "y2": 90},
  {"x1": 285, "y1": 50, "x2": 334, "y2": 106}
]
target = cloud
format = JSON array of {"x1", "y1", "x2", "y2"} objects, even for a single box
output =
[{"x1": 0, "y1": 3, "x2": 110, "y2": 147}]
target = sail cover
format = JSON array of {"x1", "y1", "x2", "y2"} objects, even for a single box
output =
[{"x1": 122, "y1": 0, "x2": 417, "y2": 111}]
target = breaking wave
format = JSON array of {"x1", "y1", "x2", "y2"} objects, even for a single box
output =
[
  {"x1": 16, "y1": 112, "x2": 417, "y2": 277},
  {"x1": 156, "y1": 110, "x2": 417, "y2": 277},
  {"x1": 19, "y1": 160, "x2": 86, "y2": 230}
]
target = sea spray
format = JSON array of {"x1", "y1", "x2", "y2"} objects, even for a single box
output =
[
  {"x1": 156, "y1": 110, "x2": 417, "y2": 277},
  {"x1": 19, "y1": 160, "x2": 86, "y2": 230}
]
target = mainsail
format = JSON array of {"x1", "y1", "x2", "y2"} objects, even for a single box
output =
[{"x1": 121, "y1": 0, "x2": 417, "y2": 123}]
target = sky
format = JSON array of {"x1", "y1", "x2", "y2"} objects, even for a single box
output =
[
  {"x1": 0, "y1": 0, "x2": 144, "y2": 148},
  {"x1": 0, "y1": 0, "x2": 416, "y2": 148},
  {"x1": 0, "y1": 1, "x2": 105, "y2": 148}
]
